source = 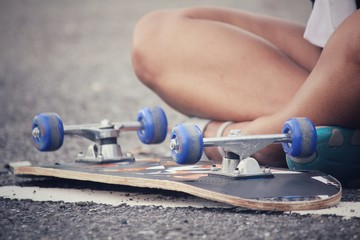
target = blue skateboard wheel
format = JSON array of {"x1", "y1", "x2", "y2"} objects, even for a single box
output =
[
  {"x1": 137, "y1": 107, "x2": 168, "y2": 144},
  {"x1": 32, "y1": 113, "x2": 64, "y2": 151},
  {"x1": 282, "y1": 118, "x2": 317, "y2": 158},
  {"x1": 170, "y1": 124, "x2": 204, "y2": 164}
]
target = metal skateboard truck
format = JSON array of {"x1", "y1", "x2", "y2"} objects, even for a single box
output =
[
  {"x1": 31, "y1": 107, "x2": 168, "y2": 163},
  {"x1": 169, "y1": 118, "x2": 317, "y2": 178},
  {"x1": 25, "y1": 115, "x2": 343, "y2": 211}
]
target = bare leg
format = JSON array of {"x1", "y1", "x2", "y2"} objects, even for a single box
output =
[
  {"x1": 132, "y1": 7, "x2": 320, "y2": 165},
  {"x1": 132, "y1": 7, "x2": 321, "y2": 121},
  {"x1": 239, "y1": 10, "x2": 360, "y2": 134},
  {"x1": 132, "y1": 7, "x2": 360, "y2": 166},
  {"x1": 220, "y1": 10, "x2": 360, "y2": 165}
]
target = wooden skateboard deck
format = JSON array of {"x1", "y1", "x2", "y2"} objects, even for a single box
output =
[{"x1": 14, "y1": 157, "x2": 341, "y2": 211}]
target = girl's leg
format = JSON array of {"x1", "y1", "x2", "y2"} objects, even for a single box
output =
[
  {"x1": 132, "y1": 6, "x2": 357, "y2": 165},
  {"x1": 132, "y1": 7, "x2": 321, "y2": 121},
  {"x1": 238, "y1": 10, "x2": 360, "y2": 134},
  {"x1": 221, "y1": 10, "x2": 360, "y2": 165}
]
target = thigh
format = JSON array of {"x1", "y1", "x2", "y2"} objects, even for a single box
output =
[
  {"x1": 180, "y1": 7, "x2": 322, "y2": 72},
  {"x1": 132, "y1": 7, "x2": 322, "y2": 121}
]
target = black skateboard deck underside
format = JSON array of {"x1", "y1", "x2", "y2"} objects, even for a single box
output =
[{"x1": 15, "y1": 157, "x2": 342, "y2": 211}]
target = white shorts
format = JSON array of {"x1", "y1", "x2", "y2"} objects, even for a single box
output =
[{"x1": 304, "y1": 0, "x2": 357, "y2": 47}]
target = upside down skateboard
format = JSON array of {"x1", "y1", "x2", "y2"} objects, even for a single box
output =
[{"x1": 14, "y1": 107, "x2": 342, "y2": 211}]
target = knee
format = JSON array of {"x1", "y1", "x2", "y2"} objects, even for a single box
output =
[
  {"x1": 132, "y1": 11, "x2": 161, "y2": 87},
  {"x1": 132, "y1": 9, "x2": 178, "y2": 88},
  {"x1": 131, "y1": 8, "x2": 201, "y2": 88},
  {"x1": 343, "y1": 27, "x2": 360, "y2": 65},
  {"x1": 332, "y1": 10, "x2": 360, "y2": 64}
]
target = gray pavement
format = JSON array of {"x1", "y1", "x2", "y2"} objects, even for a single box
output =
[{"x1": 0, "y1": 0, "x2": 359, "y2": 239}]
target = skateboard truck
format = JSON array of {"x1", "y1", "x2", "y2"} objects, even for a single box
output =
[
  {"x1": 170, "y1": 118, "x2": 317, "y2": 179},
  {"x1": 31, "y1": 107, "x2": 168, "y2": 164},
  {"x1": 205, "y1": 129, "x2": 280, "y2": 179},
  {"x1": 65, "y1": 119, "x2": 141, "y2": 163}
]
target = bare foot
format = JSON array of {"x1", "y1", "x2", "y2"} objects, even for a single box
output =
[
  {"x1": 203, "y1": 117, "x2": 287, "y2": 167},
  {"x1": 203, "y1": 121, "x2": 225, "y2": 161},
  {"x1": 203, "y1": 121, "x2": 250, "y2": 161},
  {"x1": 242, "y1": 116, "x2": 287, "y2": 167}
]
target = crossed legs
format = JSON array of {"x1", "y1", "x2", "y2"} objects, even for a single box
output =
[{"x1": 132, "y1": 7, "x2": 360, "y2": 165}]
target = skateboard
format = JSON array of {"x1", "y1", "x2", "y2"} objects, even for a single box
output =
[{"x1": 14, "y1": 109, "x2": 342, "y2": 211}]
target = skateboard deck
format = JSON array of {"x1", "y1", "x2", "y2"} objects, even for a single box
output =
[{"x1": 14, "y1": 157, "x2": 341, "y2": 211}]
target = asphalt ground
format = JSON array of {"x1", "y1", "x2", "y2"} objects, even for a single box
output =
[{"x1": 0, "y1": 0, "x2": 359, "y2": 239}]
